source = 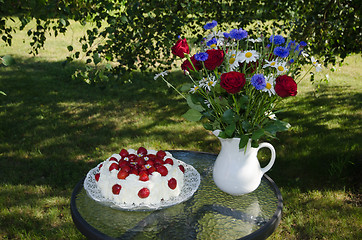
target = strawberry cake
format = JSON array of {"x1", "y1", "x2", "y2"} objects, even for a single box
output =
[{"x1": 93, "y1": 147, "x2": 186, "y2": 206}]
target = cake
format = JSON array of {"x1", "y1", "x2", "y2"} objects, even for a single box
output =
[{"x1": 94, "y1": 147, "x2": 185, "y2": 206}]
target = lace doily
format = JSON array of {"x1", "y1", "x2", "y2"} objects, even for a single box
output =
[{"x1": 84, "y1": 160, "x2": 201, "y2": 211}]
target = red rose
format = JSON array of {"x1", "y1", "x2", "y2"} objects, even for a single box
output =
[
  {"x1": 275, "y1": 75, "x2": 297, "y2": 98},
  {"x1": 204, "y1": 49, "x2": 224, "y2": 70},
  {"x1": 220, "y1": 72, "x2": 246, "y2": 94},
  {"x1": 181, "y1": 55, "x2": 201, "y2": 72},
  {"x1": 171, "y1": 38, "x2": 190, "y2": 58}
]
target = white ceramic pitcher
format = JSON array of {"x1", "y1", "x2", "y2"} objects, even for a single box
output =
[{"x1": 212, "y1": 130, "x2": 276, "y2": 195}]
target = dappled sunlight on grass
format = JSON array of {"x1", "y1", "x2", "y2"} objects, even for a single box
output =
[
  {"x1": 0, "y1": 184, "x2": 78, "y2": 239},
  {"x1": 0, "y1": 33, "x2": 361, "y2": 239}
]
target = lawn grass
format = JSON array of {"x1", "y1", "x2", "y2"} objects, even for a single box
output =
[{"x1": 1, "y1": 19, "x2": 361, "y2": 239}]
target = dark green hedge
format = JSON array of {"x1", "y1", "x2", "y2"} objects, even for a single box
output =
[{"x1": 1, "y1": 0, "x2": 361, "y2": 78}]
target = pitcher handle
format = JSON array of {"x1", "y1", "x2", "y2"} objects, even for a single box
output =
[{"x1": 257, "y1": 143, "x2": 276, "y2": 174}]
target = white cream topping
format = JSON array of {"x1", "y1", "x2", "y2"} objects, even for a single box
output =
[{"x1": 96, "y1": 149, "x2": 184, "y2": 205}]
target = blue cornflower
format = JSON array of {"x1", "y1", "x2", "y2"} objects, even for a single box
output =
[
  {"x1": 269, "y1": 35, "x2": 285, "y2": 45},
  {"x1": 207, "y1": 38, "x2": 218, "y2": 47},
  {"x1": 251, "y1": 74, "x2": 266, "y2": 90},
  {"x1": 204, "y1": 20, "x2": 218, "y2": 30},
  {"x1": 287, "y1": 40, "x2": 296, "y2": 50},
  {"x1": 229, "y1": 28, "x2": 248, "y2": 40},
  {"x1": 194, "y1": 52, "x2": 209, "y2": 61},
  {"x1": 274, "y1": 46, "x2": 290, "y2": 58},
  {"x1": 299, "y1": 41, "x2": 307, "y2": 47},
  {"x1": 223, "y1": 32, "x2": 230, "y2": 39}
]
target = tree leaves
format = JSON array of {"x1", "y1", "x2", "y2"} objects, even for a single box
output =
[{"x1": 1, "y1": 0, "x2": 360, "y2": 78}]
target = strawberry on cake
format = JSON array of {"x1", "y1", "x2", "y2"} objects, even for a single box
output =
[{"x1": 94, "y1": 147, "x2": 186, "y2": 206}]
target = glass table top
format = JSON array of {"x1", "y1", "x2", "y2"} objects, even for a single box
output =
[{"x1": 71, "y1": 150, "x2": 282, "y2": 240}]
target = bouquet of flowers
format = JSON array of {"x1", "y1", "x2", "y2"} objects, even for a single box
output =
[{"x1": 155, "y1": 20, "x2": 322, "y2": 148}]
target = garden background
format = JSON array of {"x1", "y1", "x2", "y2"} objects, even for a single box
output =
[{"x1": 1, "y1": 0, "x2": 361, "y2": 239}]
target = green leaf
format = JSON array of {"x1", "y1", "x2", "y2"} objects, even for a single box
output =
[
  {"x1": 221, "y1": 109, "x2": 234, "y2": 124},
  {"x1": 264, "y1": 120, "x2": 290, "y2": 135},
  {"x1": 242, "y1": 120, "x2": 252, "y2": 132},
  {"x1": 251, "y1": 140, "x2": 259, "y2": 148},
  {"x1": 212, "y1": 120, "x2": 221, "y2": 130},
  {"x1": 1, "y1": 55, "x2": 15, "y2": 66},
  {"x1": 186, "y1": 95, "x2": 204, "y2": 112},
  {"x1": 59, "y1": 18, "x2": 66, "y2": 26},
  {"x1": 217, "y1": 131, "x2": 228, "y2": 139},
  {"x1": 92, "y1": 52, "x2": 101, "y2": 65},
  {"x1": 239, "y1": 135, "x2": 249, "y2": 148},
  {"x1": 182, "y1": 109, "x2": 202, "y2": 122},
  {"x1": 180, "y1": 83, "x2": 193, "y2": 92},
  {"x1": 203, "y1": 123, "x2": 213, "y2": 130},
  {"x1": 225, "y1": 123, "x2": 236, "y2": 137},
  {"x1": 251, "y1": 129, "x2": 265, "y2": 141}
]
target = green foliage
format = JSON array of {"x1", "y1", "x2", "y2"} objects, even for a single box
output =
[{"x1": 0, "y1": 0, "x2": 361, "y2": 81}]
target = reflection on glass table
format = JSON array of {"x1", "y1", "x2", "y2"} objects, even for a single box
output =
[{"x1": 71, "y1": 150, "x2": 283, "y2": 240}]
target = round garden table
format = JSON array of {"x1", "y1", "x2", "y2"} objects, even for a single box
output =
[{"x1": 70, "y1": 150, "x2": 283, "y2": 240}]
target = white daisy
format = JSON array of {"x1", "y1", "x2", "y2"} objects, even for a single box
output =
[
  {"x1": 275, "y1": 61, "x2": 288, "y2": 75},
  {"x1": 261, "y1": 75, "x2": 276, "y2": 96},
  {"x1": 301, "y1": 51, "x2": 309, "y2": 58},
  {"x1": 263, "y1": 58, "x2": 279, "y2": 68},
  {"x1": 311, "y1": 56, "x2": 322, "y2": 72},
  {"x1": 199, "y1": 76, "x2": 217, "y2": 91},
  {"x1": 189, "y1": 85, "x2": 200, "y2": 94},
  {"x1": 205, "y1": 31, "x2": 225, "y2": 48},
  {"x1": 265, "y1": 111, "x2": 277, "y2": 120},
  {"x1": 239, "y1": 50, "x2": 259, "y2": 63},
  {"x1": 248, "y1": 37, "x2": 262, "y2": 43},
  {"x1": 154, "y1": 71, "x2": 168, "y2": 80},
  {"x1": 204, "y1": 100, "x2": 212, "y2": 108},
  {"x1": 227, "y1": 50, "x2": 242, "y2": 71}
]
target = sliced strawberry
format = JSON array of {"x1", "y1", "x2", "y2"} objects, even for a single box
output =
[
  {"x1": 95, "y1": 173, "x2": 100, "y2": 182},
  {"x1": 146, "y1": 160, "x2": 154, "y2": 166},
  {"x1": 137, "y1": 157, "x2": 146, "y2": 166},
  {"x1": 168, "y1": 178, "x2": 177, "y2": 189},
  {"x1": 98, "y1": 164, "x2": 103, "y2": 170},
  {"x1": 129, "y1": 168, "x2": 139, "y2": 175},
  {"x1": 109, "y1": 162, "x2": 119, "y2": 171},
  {"x1": 179, "y1": 165, "x2": 185, "y2": 173},
  {"x1": 147, "y1": 154, "x2": 157, "y2": 160},
  {"x1": 164, "y1": 158, "x2": 174, "y2": 165},
  {"x1": 137, "y1": 147, "x2": 148, "y2": 156},
  {"x1": 120, "y1": 165, "x2": 131, "y2": 173},
  {"x1": 154, "y1": 157, "x2": 164, "y2": 165},
  {"x1": 117, "y1": 170, "x2": 129, "y2": 179},
  {"x1": 147, "y1": 166, "x2": 156, "y2": 175},
  {"x1": 156, "y1": 165, "x2": 168, "y2": 176},
  {"x1": 118, "y1": 159, "x2": 129, "y2": 167},
  {"x1": 139, "y1": 164, "x2": 147, "y2": 171},
  {"x1": 128, "y1": 154, "x2": 137, "y2": 161},
  {"x1": 112, "y1": 184, "x2": 122, "y2": 195},
  {"x1": 109, "y1": 157, "x2": 118, "y2": 162},
  {"x1": 138, "y1": 188, "x2": 150, "y2": 198},
  {"x1": 119, "y1": 149, "x2": 129, "y2": 157},
  {"x1": 156, "y1": 150, "x2": 166, "y2": 159},
  {"x1": 139, "y1": 171, "x2": 149, "y2": 181}
]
